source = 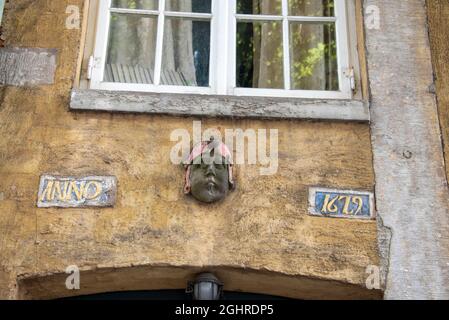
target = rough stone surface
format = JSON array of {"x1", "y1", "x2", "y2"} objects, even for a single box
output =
[
  {"x1": 0, "y1": 0, "x2": 380, "y2": 299},
  {"x1": 0, "y1": 48, "x2": 57, "y2": 86},
  {"x1": 376, "y1": 216, "x2": 391, "y2": 291},
  {"x1": 70, "y1": 89, "x2": 370, "y2": 121},
  {"x1": 365, "y1": 0, "x2": 449, "y2": 299}
]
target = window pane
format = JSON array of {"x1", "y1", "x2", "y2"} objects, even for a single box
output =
[
  {"x1": 111, "y1": 0, "x2": 158, "y2": 10},
  {"x1": 166, "y1": 0, "x2": 212, "y2": 13},
  {"x1": 237, "y1": 0, "x2": 282, "y2": 15},
  {"x1": 105, "y1": 13, "x2": 158, "y2": 84},
  {"x1": 236, "y1": 21, "x2": 284, "y2": 89},
  {"x1": 161, "y1": 18, "x2": 211, "y2": 87},
  {"x1": 288, "y1": 0, "x2": 334, "y2": 17},
  {"x1": 289, "y1": 22, "x2": 338, "y2": 91}
]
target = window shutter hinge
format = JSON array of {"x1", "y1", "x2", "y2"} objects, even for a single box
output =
[
  {"x1": 343, "y1": 67, "x2": 356, "y2": 91},
  {"x1": 87, "y1": 56, "x2": 101, "y2": 80}
]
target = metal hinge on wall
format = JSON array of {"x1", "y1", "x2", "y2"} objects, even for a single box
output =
[
  {"x1": 343, "y1": 67, "x2": 356, "y2": 91},
  {"x1": 87, "y1": 56, "x2": 101, "y2": 80}
]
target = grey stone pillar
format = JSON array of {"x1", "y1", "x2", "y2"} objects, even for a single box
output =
[{"x1": 365, "y1": 0, "x2": 449, "y2": 299}]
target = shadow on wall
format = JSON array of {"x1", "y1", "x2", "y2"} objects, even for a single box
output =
[{"x1": 60, "y1": 290, "x2": 293, "y2": 300}]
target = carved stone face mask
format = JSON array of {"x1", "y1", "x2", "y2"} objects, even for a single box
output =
[
  {"x1": 189, "y1": 152, "x2": 230, "y2": 203},
  {"x1": 184, "y1": 139, "x2": 235, "y2": 203}
]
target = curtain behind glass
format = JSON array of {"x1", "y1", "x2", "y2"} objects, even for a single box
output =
[
  {"x1": 106, "y1": 0, "x2": 158, "y2": 83},
  {"x1": 237, "y1": 0, "x2": 338, "y2": 91},
  {"x1": 288, "y1": 0, "x2": 337, "y2": 91},
  {"x1": 106, "y1": 0, "x2": 199, "y2": 86},
  {"x1": 162, "y1": 0, "x2": 197, "y2": 86},
  {"x1": 253, "y1": 1, "x2": 284, "y2": 89}
]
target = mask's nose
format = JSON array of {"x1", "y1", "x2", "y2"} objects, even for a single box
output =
[{"x1": 205, "y1": 164, "x2": 216, "y2": 177}]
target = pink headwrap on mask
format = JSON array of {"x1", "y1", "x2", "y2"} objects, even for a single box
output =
[{"x1": 184, "y1": 138, "x2": 234, "y2": 194}]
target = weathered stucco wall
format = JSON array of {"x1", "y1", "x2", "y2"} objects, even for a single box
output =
[
  {"x1": 0, "y1": 0, "x2": 380, "y2": 299},
  {"x1": 366, "y1": 0, "x2": 449, "y2": 299}
]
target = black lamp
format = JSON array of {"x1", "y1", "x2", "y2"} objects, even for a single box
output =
[{"x1": 186, "y1": 273, "x2": 224, "y2": 300}]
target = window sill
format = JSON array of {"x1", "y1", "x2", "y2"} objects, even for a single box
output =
[{"x1": 70, "y1": 89, "x2": 370, "y2": 122}]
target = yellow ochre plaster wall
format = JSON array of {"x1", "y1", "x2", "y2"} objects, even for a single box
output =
[{"x1": 0, "y1": 0, "x2": 380, "y2": 299}]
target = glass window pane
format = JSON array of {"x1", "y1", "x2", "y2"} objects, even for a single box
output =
[
  {"x1": 289, "y1": 22, "x2": 338, "y2": 91},
  {"x1": 236, "y1": 21, "x2": 284, "y2": 89},
  {"x1": 161, "y1": 18, "x2": 211, "y2": 87},
  {"x1": 105, "y1": 13, "x2": 158, "y2": 84},
  {"x1": 237, "y1": 0, "x2": 282, "y2": 15},
  {"x1": 111, "y1": 0, "x2": 158, "y2": 10},
  {"x1": 288, "y1": 0, "x2": 334, "y2": 17},
  {"x1": 166, "y1": 0, "x2": 212, "y2": 13}
]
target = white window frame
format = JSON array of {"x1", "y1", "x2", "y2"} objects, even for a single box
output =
[{"x1": 90, "y1": 0, "x2": 353, "y2": 99}]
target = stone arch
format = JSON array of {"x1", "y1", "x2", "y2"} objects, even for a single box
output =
[{"x1": 17, "y1": 265, "x2": 381, "y2": 300}]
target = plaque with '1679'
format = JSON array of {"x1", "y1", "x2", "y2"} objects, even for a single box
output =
[{"x1": 308, "y1": 187, "x2": 375, "y2": 220}]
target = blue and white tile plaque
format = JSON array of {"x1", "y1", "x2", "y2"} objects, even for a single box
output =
[
  {"x1": 308, "y1": 187, "x2": 375, "y2": 220},
  {"x1": 37, "y1": 175, "x2": 117, "y2": 208}
]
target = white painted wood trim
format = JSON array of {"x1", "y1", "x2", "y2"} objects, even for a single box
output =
[
  {"x1": 282, "y1": 0, "x2": 291, "y2": 90},
  {"x1": 234, "y1": 14, "x2": 284, "y2": 21},
  {"x1": 335, "y1": 0, "x2": 351, "y2": 97},
  {"x1": 287, "y1": 16, "x2": 337, "y2": 22},
  {"x1": 90, "y1": 0, "x2": 112, "y2": 88},
  {"x1": 226, "y1": 0, "x2": 237, "y2": 94},
  {"x1": 153, "y1": 0, "x2": 166, "y2": 86},
  {"x1": 233, "y1": 87, "x2": 350, "y2": 99},
  {"x1": 109, "y1": 8, "x2": 159, "y2": 15},
  {"x1": 234, "y1": 14, "x2": 336, "y2": 23},
  {"x1": 92, "y1": 82, "x2": 213, "y2": 94},
  {"x1": 214, "y1": 0, "x2": 228, "y2": 94},
  {"x1": 164, "y1": 11, "x2": 212, "y2": 19}
]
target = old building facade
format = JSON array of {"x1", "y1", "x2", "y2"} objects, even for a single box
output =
[{"x1": 0, "y1": 0, "x2": 448, "y2": 300}]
